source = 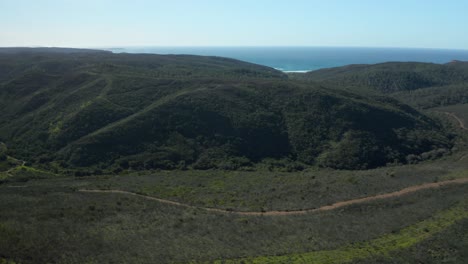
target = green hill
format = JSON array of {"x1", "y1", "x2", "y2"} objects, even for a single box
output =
[
  {"x1": 0, "y1": 48, "x2": 454, "y2": 171},
  {"x1": 292, "y1": 61, "x2": 468, "y2": 94}
]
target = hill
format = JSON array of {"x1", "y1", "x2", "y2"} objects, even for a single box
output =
[
  {"x1": 0, "y1": 48, "x2": 453, "y2": 171},
  {"x1": 291, "y1": 61, "x2": 468, "y2": 94}
]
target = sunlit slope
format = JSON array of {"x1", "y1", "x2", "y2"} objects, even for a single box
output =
[{"x1": 0, "y1": 48, "x2": 452, "y2": 170}]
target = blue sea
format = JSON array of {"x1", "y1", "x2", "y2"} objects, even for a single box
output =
[{"x1": 105, "y1": 47, "x2": 468, "y2": 72}]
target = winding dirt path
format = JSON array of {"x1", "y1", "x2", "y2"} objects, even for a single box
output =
[
  {"x1": 79, "y1": 177, "x2": 468, "y2": 216},
  {"x1": 443, "y1": 111, "x2": 468, "y2": 131},
  {"x1": 438, "y1": 111, "x2": 468, "y2": 161}
]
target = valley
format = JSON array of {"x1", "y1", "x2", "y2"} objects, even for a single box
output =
[{"x1": 0, "y1": 48, "x2": 467, "y2": 263}]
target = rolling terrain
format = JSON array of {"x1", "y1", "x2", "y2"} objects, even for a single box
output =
[
  {"x1": 289, "y1": 61, "x2": 468, "y2": 109},
  {"x1": 291, "y1": 61, "x2": 468, "y2": 93},
  {"x1": 0, "y1": 48, "x2": 454, "y2": 172},
  {"x1": 0, "y1": 48, "x2": 468, "y2": 263}
]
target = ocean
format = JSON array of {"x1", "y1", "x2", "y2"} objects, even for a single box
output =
[{"x1": 105, "y1": 47, "x2": 468, "y2": 72}]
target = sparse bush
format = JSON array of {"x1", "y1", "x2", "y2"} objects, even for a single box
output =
[{"x1": 406, "y1": 154, "x2": 421, "y2": 164}]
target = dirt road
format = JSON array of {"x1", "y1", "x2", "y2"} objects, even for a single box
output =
[
  {"x1": 441, "y1": 111, "x2": 468, "y2": 131},
  {"x1": 79, "y1": 177, "x2": 468, "y2": 216}
]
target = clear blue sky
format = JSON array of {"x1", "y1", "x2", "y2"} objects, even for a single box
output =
[{"x1": 1, "y1": 0, "x2": 467, "y2": 49}]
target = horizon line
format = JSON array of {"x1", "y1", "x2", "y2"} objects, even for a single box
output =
[{"x1": 1, "y1": 45, "x2": 468, "y2": 52}]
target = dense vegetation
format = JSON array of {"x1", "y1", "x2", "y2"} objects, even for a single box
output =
[
  {"x1": 290, "y1": 61, "x2": 468, "y2": 109},
  {"x1": 392, "y1": 84, "x2": 468, "y2": 109},
  {"x1": 0, "y1": 48, "x2": 454, "y2": 171},
  {"x1": 292, "y1": 61, "x2": 468, "y2": 93}
]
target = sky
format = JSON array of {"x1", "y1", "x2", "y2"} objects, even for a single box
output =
[{"x1": 1, "y1": 0, "x2": 467, "y2": 49}]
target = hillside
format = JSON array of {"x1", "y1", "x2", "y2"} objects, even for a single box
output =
[
  {"x1": 391, "y1": 83, "x2": 468, "y2": 109},
  {"x1": 291, "y1": 61, "x2": 468, "y2": 94},
  {"x1": 0, "y1": 48, "x2": 453, "y2": 171}
]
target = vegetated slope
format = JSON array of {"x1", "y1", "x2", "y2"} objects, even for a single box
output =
[
  {"x1": 292, "y1": 61, "x2": 468, "y2": 94},
  {"x1": 0, "y1": 48, "x2": 452, "y2": 171},
  {"x1": 391, "y1": 83, "x2": 468, "y2": 109}
]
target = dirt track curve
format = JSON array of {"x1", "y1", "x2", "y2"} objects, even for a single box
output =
[
  {"x1": 441, "y1": 111, "x2": 468, "y2": 131},
  {"x1": 80, "y1": 177, "x2": 468, "y2": 216},
  {"x1": 439, "y1": 111, "x2": 468, "y2": 161}
]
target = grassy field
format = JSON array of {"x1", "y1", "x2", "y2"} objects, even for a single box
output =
[
  {"x1": 210, "y1": 201, "x2": 468, "y2": 264},
  {"x1": 1, "y1": 176, "x2": 467, "y2": 264},
  {"x1": 348, "y1": 218, "x2": 468, "y2": 264},
  {"x1": 68, "y1": 152, "x2": 468, "y2": 212},
  {"x1": 1, "y1": 147, "x2": 468, "y2": 263}
]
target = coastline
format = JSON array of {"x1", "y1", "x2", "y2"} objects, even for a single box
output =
[
  {"x1": 281, "y1": 70, "x2": 311, "y2": 73},
  {"x1": 105, "y1": 46, "x2": 468, "y2": 73}
]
